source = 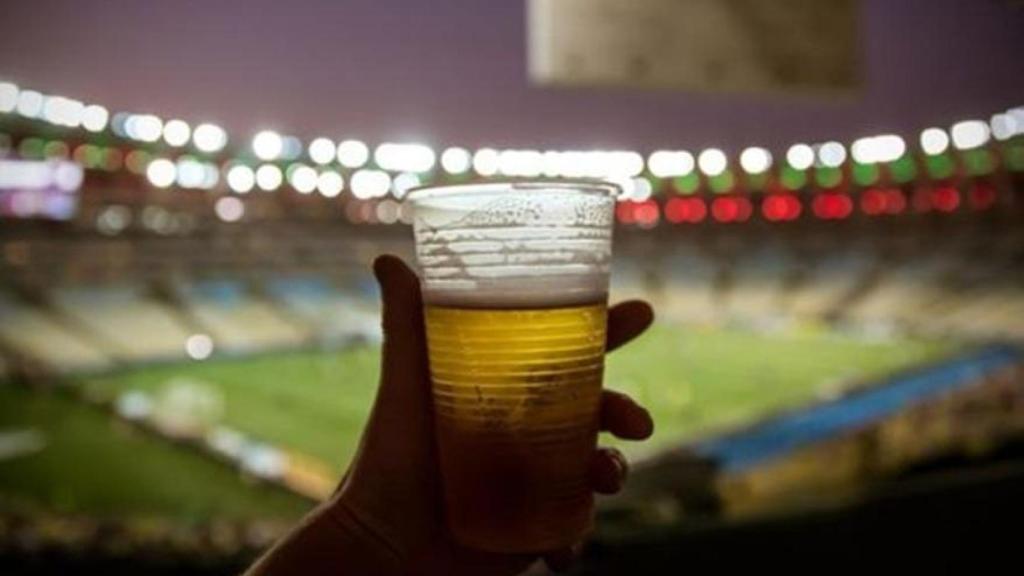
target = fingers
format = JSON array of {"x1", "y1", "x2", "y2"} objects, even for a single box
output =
[
  {"x1": 590, "y1": 447, "x2": 628, "y2": 495},
  {"x1": 374, "y1": 254, "x2": 424, "y2": 366},
  {"x1": 606, "y1": 300, "x2": 654, "y2": 353},
  {"x1": 599, "y1": 390, "x2": 654, "y2": 440}
]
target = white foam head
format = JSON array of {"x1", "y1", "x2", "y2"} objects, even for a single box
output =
[{"x1": 408, "y1": 181, "x2": 617, "y2": 308}]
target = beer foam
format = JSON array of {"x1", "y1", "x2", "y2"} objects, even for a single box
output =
[{"x1": 409, "y1": 183, "x2": 615, "y2": 308}]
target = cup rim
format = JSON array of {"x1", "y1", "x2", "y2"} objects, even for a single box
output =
[{"x1": 405, "y1": 178, "x2": 621, "y2": 203}]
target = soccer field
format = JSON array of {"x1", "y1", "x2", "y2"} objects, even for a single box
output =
[{"x1": 79, "y1": 323, "x2": 951, "y2": 476}]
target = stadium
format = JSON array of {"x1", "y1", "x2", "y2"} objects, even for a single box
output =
[{"x1": 1, "y1": 0, "x2": 1023, "y2": 573}]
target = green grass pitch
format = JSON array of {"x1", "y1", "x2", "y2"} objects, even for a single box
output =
[{"x1": 1, "y1": 323, "x2": 951, "y2": 521}]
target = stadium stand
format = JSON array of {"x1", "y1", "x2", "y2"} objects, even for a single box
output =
[
  {"x1": 51, "y1": 285, "x2": 195, "y2": 363},
  {"x1": 175, "y1": 280, "x2": 313, "y2": 354},
  {"x1": 722, "y1": 243, "x2": 794, "y2": 322},
  {"x1": 264, "y1": 276, "x2": 380, "y2": 347},
  {"x1": 653, "y1": 246, "x2": 721, "y2": 324},
  {"x1": 0, "y1": 291, "x2": 112, "y2": 374}
]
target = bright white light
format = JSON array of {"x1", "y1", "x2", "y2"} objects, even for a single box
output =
[
  {"x1": 851, "y1": 134, "x2": 906, "y2": 164},
  {"x1": 308, "y1": 137, "x2": 336, "y2": 165},
  {"x1": 214, "y1": 196, "x2": 244, "y2": 222},
  {"x1": 498, "y1": 149, "x2": 544, "y2": 177},
  {"x1": 193, "y1": 123, "x2": 228, "y2": 153},
  {"x1": 162, "y1": 119, "x2": 191, "y2": 147},
  {"x1": 374, "y1": 142, "x2": 436, "y2": 173},
  {"x1": 0, "y1": 82, "x2": 17, "y2": 113},
  {"x1": 146, "y1": 158, "x2": 176, "y2": 188},
  {"x1": 255, "y1": 164, "x2": 283, "y2": 191},
  {"x1": 350, "y1": 169, "x2": 391, "y2": 199},
  {"x1": 42, "y1": 96, "x2": 84, "y2": 127},
  {"x1": 185, "y1": 334, "x2": 214, "y2": 360},
  {"x1": 739, "y1": 147, "x2": 772, "y2": 174},
  {"x1": 951, "y1": 120, "x2": 990, "y2": 150},
  {"x1": 175, "y1": 158, "x2": 206, "y2": 188},
  {"x1": 630, "y1": 177, "x2": 653, "y2": 201},
  {"x1": 817, "y1": 141, "x2": 846, "y2": 168},
  {"x1": 391, "y1": 172, "x2": 421, "y2": 198},
  {"x1": 96, "y1": 205, "x2": 132, "y2": 235},
  {"x1": 252, "y1": 130, "x2": 284, "y2": 160},
  {"x1": 130, "y1": 114, "x2": 163, "y2": 142},
  {"x1": 337, "y1": 139, "x2": 369, "y2": 168},
  {"x1": 53, "y1": 162, "x2": 84, "y2": 191},
  {"x1": 605, "y1": 151, "x2": 645, "y2": 177},
  {"x1": 647, "y1": 150, "x2": 695, "y2": 178},
  {"x1": 289, "y1": 164, "x2": 318, "y2": 194},
  {"x1": 15, "y1": 90, "x2": 44, "y2": 118},
  {"x1": 990, "y1": 114, "x2": 1017, "y2": 141},
  {"x1": 441, "y1": 147, "x2": 471, "y2": 174},
  {"x1": 226, "y1": 164, "x2": 255, "y2": 193},
  {"x1": 472, "y1": 148, "x2": 500, "y2": 176},
  {"x1": 786, "y1": 144, "x2": 815, "y2": 170},
  {"x1": 919, "y1": 128, "x2": 950, "y2": 156},
  {"x1": 697, "y1": 148, "x2": 728, "y2": 177},
  {"x1": 81, "y1": 105, "x2": 109, "y2": 132},
  {"x1": 316, "y1": 170, "x2": 344, "y2": 197}
]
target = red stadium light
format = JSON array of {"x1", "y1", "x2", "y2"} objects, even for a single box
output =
[
  {"x1": 665, "y1": 197, "x2": 707, "y2": 224},
  {"x1": 615, "y1": 201, "x2": 636, "y2": 224},
  {"x1": 711, "y1": 196, "x2": 752, "y2": 223},
  {"x1": 968, "y1": 183, "x2": 997, "y2": 210},
  {"x1": 931, "y1": 186, "x2": 961, "y2": 213},
  {"x1": 812, "y1": 193, "x2": 853, "y2": 220},
  {"x1": 634, "y1": 200, "x2": 660, "y2": 228},
  {"x1": 761, "y1": 194, "x2": 801, "y2": 222},
  {"x1": 860, "y1": 188, "x2": 887, "y2": 216}
]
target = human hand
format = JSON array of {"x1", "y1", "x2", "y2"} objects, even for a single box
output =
[{"x1": 247, "y1": 255, "x2": 654, "y2": 575}]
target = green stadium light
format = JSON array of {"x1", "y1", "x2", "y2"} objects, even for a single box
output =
[
  {"x1": 888, "y1": 156, "x2": 917, "y2": 184},
  {"x1": 925, "y1": 154, "x2": 955, "y2": 180},
  {"x1": 851, "y1": 162, "x2": 880, "y2": 187},
  {"x1": 672, "y1": 172, "x2": 701, "y2": 195},
  {"x1": 779, "y1": 165, "x2": 807, "y2": 191},
  {"x1": 963, "y1": 148, "x2": 996, "y2": 176},
  {"x1": 709, "y1": 170, "x2": 736, "y2": 194},
  {"x1": 814, "y1": 167, "x2": 843, "y2": 189}
]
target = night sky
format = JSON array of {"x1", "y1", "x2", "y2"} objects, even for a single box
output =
[{"x1": 0, "y1": 0, "x2": 1022, "y2": 151}]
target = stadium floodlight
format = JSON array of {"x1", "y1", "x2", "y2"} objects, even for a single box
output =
[
  {"x1": 193, "y1": 123, "x2": 228, "y2": 153},
  {"x1": 146, "y1": 158, "x2": 176, "y2": 188},
  {"x1": 350, "y1": 169, "x2": 391, "y2": 199},
  {"x1": 630, "y1": 177, "x2": 653, "y2": 201},
  {"x1": 950, "y1": 120, "x2": 990, "y2": 150},
  {"x1": 175, "y1": 157, "x2": 206, "y2": 188},
  {"x1": 817, "y1": 141, "x2": 846, "y2": 168},
  {"x1": 316, "y1": 170, "x2": 344, "y2": 197},
  {"x1": 739, "y1": 147, "x2": 772, "y2": 174},
  {"x1": 919, "y1": 127, "x2": 950, "y2": 156},
  {"x1": 129, "y1": 114, "x2": 163, "y2": 142},
  {"x1": 15, "y1": 90, "x2": 44, "y2": 118},
  {"x1": 288, "y1": 164, "x2": 318, "y2": 194},
  {"x1": 226, "y1": 164, "x2": 255, "y2": 193},
  {"x1": 605, "y1": 151, "x2": 645, "y2": 178},
  {"x1": 497, "y1": 149, "x2": 544, "y2": 177},
  {"x1": 308, "y1": 137, "x2": 336, "y2": 165},
  {"x1": 990, "y1": 113, "x2": 1018, "y2": 141},
  {"x1": 440, "y1": 147, "x2": 471, "y2": 174},
  {"x1": 252, "y1": 130, "x2": 284, "y2": 160},
  {"x1": 214, "y1": 196, "x2": 245, "y2": 222},
  {"x1": 42, "y1": 96, "x2": 84, "y2": 128},
  {"x1": 851, "y1": 134, "x2": 905, "y2": 164},
  {"x1": 786, "y1": 143, "x2": 815, "y2": 170},
  {"x1": 80, "y1": 104, "x2": 109, "y2": 132},
  {"x1": 472, "y1": 148, "x2": 500, "y2": 176},
  {"x1": 697, "y1": 148, "x2": 728, "y2": 177},
  {"x1": 162, "y1": 119, "x2": 191, "y2": 147},
  {"x1": 0, "y1": 82, "x2": 18, "y2": 113},
  {"x1": 391, "y1": 171, "x2": 421, "y2": 198},
  {"x1": 337, "y1": 139, "x2": 370, "y2": 168},
  {"x1": 255, "y1": 164, "x2": 283, "y2": 191},
  {"x1": 374, "y1": 142, "x2": 436, "y2": 173},
  {"x1": 376, "y1": 199, "x2": 401, "y2": 224},
  {"x1": 647, "y1": 150, "x2": 695, "y2": 178}
]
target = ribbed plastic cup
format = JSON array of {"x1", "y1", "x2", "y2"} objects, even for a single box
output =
[{"x1": 407, "y1": 181, "x2": 617, "y2": 553}]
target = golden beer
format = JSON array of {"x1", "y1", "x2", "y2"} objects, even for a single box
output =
[{"x1": 425, "y1": 302, "x2": 608, "y2": 552}]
